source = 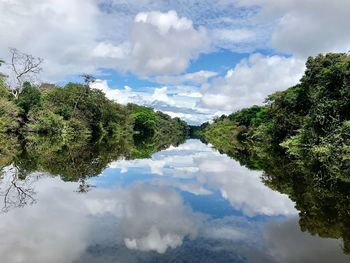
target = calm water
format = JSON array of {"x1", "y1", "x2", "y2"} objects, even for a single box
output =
[{"x1": 0, "y1": 139, "x2": 349, "y2": 263}]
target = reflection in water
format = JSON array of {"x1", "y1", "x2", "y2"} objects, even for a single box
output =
[
  {"x1": 0, "y1": 178, "x2": 199, "y2": 262},
  {"x1": 0, "y1": 138, "x2": 349, "y2": 262},
  {"x1": 0, "y1": 166, "x2": 37, "y2": 212},
  {"x1": 111, "y1": 140, "x2": 296, "y2": 217},
  {"x1": 258, "y1": 149, "x2": 350, "y2": 256},
  {"x1": 263, "y1": 216, "x2": 349, "y2": 263}
]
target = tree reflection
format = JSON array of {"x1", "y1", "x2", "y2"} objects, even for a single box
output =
[
  {"x1": 0, "y1": 132, "x2": 186, "y2": 212},
  {"x1": 76, "y1": 178, "x2": 95, "y2": 193},
  {"x1": 224, "y1": 143, "x2": 350, "y2": 255},
  {"x1": 0, "y1": 166, "x2": 37, "y2": 212}
]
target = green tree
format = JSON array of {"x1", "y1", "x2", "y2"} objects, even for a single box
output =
[{"x1": 17, "y1": 82, "x2": 41, "y2": 118}]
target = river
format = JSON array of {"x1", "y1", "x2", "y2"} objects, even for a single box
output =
[{"x1": 0, "y1": 139, "x2": 348, "y2": 262}]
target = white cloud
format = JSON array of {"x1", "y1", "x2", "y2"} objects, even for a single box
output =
[
  {"x1": 97, "y1": 0, "x2": 270, "y2": 53},
  {"x1": 155, "y1": 70, "x2": 218, "y2": 85},
  {"x1": 91, "y1": 80, "x2": 176, "y2": 106},
  {"x1": 92, "y1": 42, "x2": 128, "y2": 59},
  {"x1": 210, "y1": 28, "x2": 258, "y2": 52},
  {"x1": 0, "y1": 0, "x2": 280, "y2": 82},
  {"x1": 90, "y1": 79, "x2": 220, "y2": 125},
  {"x1": 0, "y1": 0, "x2": 101, "y2": 81},
  {"x1": 199, "y1": 53, "x2": 305, "y2": 111},
  {"x1": 134, "y1": 10, "x2": 193, "y2": 34},
  {"x1": 0, "y1": 3, "x2": 210, "y2": 80},
  {"x1": 93, "y1": 10, "x2": 210, "y2": 76},
  {"x1": 237, "y1": 0, "x2": 350, "y2": 57}
]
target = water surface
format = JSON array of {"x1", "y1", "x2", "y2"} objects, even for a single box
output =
[{"x1": 0, "y1": 139, "x2": 348, "y2": 262}]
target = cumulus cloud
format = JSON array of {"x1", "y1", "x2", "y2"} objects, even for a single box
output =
[
  {"x1": 199, "y1": 53, "x2": 305, "y2": 111},
  {"x1": 237, "y1": 0, "x2": 350, "y2": 57},
  {"x1": 0, "y1": 0, "x2": 101, "y2": 81},
  {"x1": 93, "y1": 10, "x2": 210, "y2": 76},
  {"x1": 96, "y1": 0, "x2": 270, "y2": 52},
  {"x1": 0, "y1": 3, "x2": 209, "y2": 80}
]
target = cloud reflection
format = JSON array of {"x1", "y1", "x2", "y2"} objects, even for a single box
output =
[
  {"x1": 109, "y1": 139, "x2": 297, "y2": 217},
  {"x1": 0, "y1": 177, "x2": 199, "y2": 262},
  {"x1": 263, "y1": 216, "x2": 350, "y2": 263}
]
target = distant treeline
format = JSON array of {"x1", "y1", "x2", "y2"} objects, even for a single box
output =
[
  {"x1": 197, "y1": 53, "x2": 350, "y2": 182},
  {"x1": 0, "y1": 76, "x2": 188, "y2": 145}
]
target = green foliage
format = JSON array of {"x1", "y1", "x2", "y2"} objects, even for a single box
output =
[
  {"x1": 17, "y1": 82, "x2": 41, "y2": 117},
  {"x1": 27, "y1": 110, "x2": 65, "y2": 135},
  {"x1": 0, "y1": 97, "x2": 20, "y2": 133},
  {"x1": 201, "y1": 118, "x2": 243, "y2": 155},
  {"x1": 228, "y1": 105, "x2": 264, "y2": 127},
  {"x1": 201, "y1": 52, "x2": 350, "y2": 182},
  {"x1": 128, "y1": 104, "x2": 189, "y2": 158},
  {"x1": 129, "y1": 104, "x2": 159, "y2": 138},
  {"x1": 38, "y1": 82, "x2": 133, "y2": 139}
]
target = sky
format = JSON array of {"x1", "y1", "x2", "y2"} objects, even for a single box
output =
[{"x1": 1, "y1": 0, "x2": 350, "y2": 124}]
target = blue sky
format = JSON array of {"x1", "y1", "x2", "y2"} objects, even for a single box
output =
[{"x1": 1, "y1": 0, "x2": 350, "y2": 124}]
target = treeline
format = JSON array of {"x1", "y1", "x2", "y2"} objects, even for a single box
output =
[
  {"x1": 197, "y1": 53, "x2": 350, "y2": 253},
  {"x1": 199, "y1": 53, "x2": 350, "y2": 181},
  {"x1": 0, "y1": 76, "x2": 188, "y2": 145}
]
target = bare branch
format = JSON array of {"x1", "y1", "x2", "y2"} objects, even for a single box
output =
[
  {"x1": 8, "y1": 48, "x2": 43, "y2": 97},
  {"x1": 0, "y1": 166, "x2": 37, "y2": 213}
]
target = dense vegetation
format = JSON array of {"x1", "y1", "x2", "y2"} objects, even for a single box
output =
[
  {"x1": 197, "y1": 53, "x2": 350, "y2": 253},
  {"x1": 199, "y1": 53, "x2": 350, "y2": 181},
  {"x1": 0, "y1": 73, "x2": 188, "y2": 145}
]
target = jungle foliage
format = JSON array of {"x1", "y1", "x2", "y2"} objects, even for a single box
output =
[
  {"x1": 197, "y1": 53, "x2": 350, "y2": 253},
  {"x1": 199, "y1": 53, "x2": 350, "y2": 181},
  {"x1": 0, "y1": 76, "x2": 188, "y2": 148}
]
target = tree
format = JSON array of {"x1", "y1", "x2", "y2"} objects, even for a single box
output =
[
  {"x1": 81, "y1": 74, "x2": 95, "y2": 85},
  {"x1": 17, "y1": 82, "x2": 41, "y2": 118},
  {"x1": 8, "y1": 48, "x2": 43, "y2": 97}
]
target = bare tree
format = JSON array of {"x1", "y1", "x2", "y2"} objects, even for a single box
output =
[{"x1": 8, "y1": 48, "x2": 43, "y2": 97}]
